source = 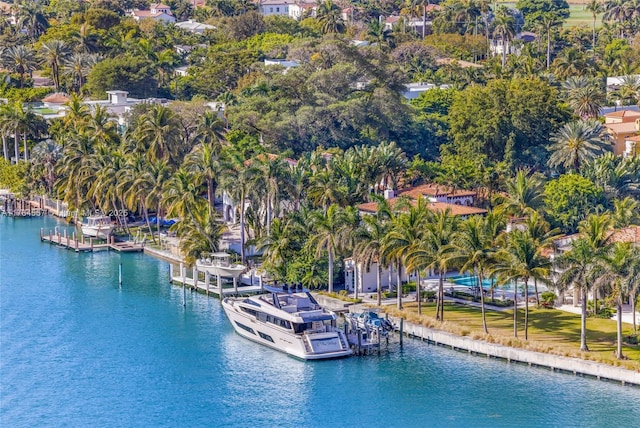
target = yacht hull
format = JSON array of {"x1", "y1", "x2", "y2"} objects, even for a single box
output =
[{"x1": 222, "y1": 298, "x2": 352, "y2": 360}]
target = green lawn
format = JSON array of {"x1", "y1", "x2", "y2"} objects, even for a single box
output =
[
  {"x1": 496, "y1": 1, "x2": 603, "y2": 28},
  {"x1": 386, "y1": 301, "x2": 640, "y2": 371}
]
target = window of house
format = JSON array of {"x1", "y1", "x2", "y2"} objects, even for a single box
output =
[
  {"x1": 270, "y1": 7, "x2": 273, "y2": 12},
  {"x1": 276, "y1": 7, "x2": 280, "y2": 12}
]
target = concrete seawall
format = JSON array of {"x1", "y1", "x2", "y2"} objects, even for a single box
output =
[{"x1": 389, "y1": 316, "x2": 640, "y2": 387}]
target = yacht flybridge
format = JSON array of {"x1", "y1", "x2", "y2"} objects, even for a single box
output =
[{"x1": 222, "y1": 285, "x2": 352, "y2": 360}]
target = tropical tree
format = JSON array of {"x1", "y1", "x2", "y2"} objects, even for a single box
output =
[
  {"x1": 256, "y1": 216, "x2": 299, "y2": 280},
  {"x1": 407, "y1": 208, "x2": 459, "y2": 321},
  {"x1": 565, "y1": 82, "x2": 606, "y2": 120},
  {"x1": 593, "y1": 242, "x2": 637, "y2": 359},
  {"x1": 451, "y1": 211, "x2": 505, "y2": 333},
  {"x1": 170, "y1": 203, "x2": 225, "y2": 266},
  {"x1": 494, "y1": 229, "x2": 550, "y2": 339},
  {"x1": 307, "y1": 204, "x2": 348, "y2": 293},
  {"x1": 39, "y1": 40, "x2": 70, "y2": 92},
  {"x1": 2, "y1": 45, "x2": 37, "y2": 88},
  {"x1": 316, "y1": 0, "x2": 346, "y2": 34},
  {"x1": 585, "y1": 0, "x2": 603, "y2": 50},
  {"x1": 384, "y1": 197, "x2": 429, "y2": 312},
  {"x1": 135, "y1": 105, "x2": 184, "y2": 165},
  {"x1": 185, "y1": 142, "x2": 221, "y2": 217},
  {"x1": 354, "y1": 212, "x2": 390, "y2": 306},
  {"x1": 492, "y1": 6, "x2": 517, "y2": 67},
  {"x1": 548, "y1": 120, "x2": 609, "y2": 171},
  {"x1": 495, "y1": 169, "x2": 545, "y2": 217}
]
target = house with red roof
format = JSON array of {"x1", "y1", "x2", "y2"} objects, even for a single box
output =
[
  {"x1": 130, "y1": 3, "x2": 176, "y2": 23},
  {"x1": 603, "y1": 110, "x2": 640, "y2": 156}
]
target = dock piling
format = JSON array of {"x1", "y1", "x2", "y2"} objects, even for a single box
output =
[
  {"x1": 119, "y1": 263, "x2": 122, "y2": 288},
  {"x1": 399, "y1": 318, "x2": 404, "y2": 347}
]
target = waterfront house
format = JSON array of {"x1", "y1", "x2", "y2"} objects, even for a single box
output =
[
  {"x1": 130, "y1": 3, "x2": 176, "y2": 23},
  {"x1": 603, "y1": 110, "x2": 640, "y2": 155},
  {"x1": 357, "y1": 184, "x2": 487, "y2": 219}
]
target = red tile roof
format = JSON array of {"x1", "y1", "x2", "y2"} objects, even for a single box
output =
[
  {"x1": 42, "y1": 93, "x2": 70, "y2": 104},
  {"x1": 358, "y1": 199, "x2": 487, "y2": 217},
  {"x1": 398, "y1": 183, "x2": 476, "y2": 199},
  {"x1": 604, "y1": 110, "x2": 640, "y2": 119}
]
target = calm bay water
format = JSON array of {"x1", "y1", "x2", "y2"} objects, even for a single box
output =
[{"x1": 1, "y1": 216, "x2": 639, "y2": 427}]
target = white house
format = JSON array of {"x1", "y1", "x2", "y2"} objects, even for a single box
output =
[
  {"x1": 259, "y1": 0, "x2": 294, "y2": 16},
  {"x1": 344, "y1": 258, "x2": 411, "y2": 294},
  {"x1": 130, "y1": 3, "x2": 176, "y2": 23}
]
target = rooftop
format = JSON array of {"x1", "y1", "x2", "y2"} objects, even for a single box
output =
[
  {"x1": 398, "y1": 183, "x2": 476, "y2": 199},
  {"x1": 358, "y1": 198, "x2": 487, "y2": 217}
]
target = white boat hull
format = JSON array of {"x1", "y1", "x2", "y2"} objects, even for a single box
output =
[
  {"x1": 222, "y1": 298, "x2": 352, "y2": 360},
  {"x1": 196, "y1": 262, "x2": 245, "y2": 279},
  {"x1": 81, "y1": 225, "x2": 114, "y2": 239}
]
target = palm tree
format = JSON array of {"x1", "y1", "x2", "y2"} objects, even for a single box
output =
[
  {"x1": 39, "y1": 40, "x2": 70, "y2": 92},
  {"x1": 316, "y1": 0, "x2": 346, "y2": 34},
  {"x1": 2, "y1": 45, "x2": 37, "y2": 88},
  {"x1": 16, "y1": 2, "x2": 49, "y2": 40},
  {"x1": 170, "y1": 203, "x2": 225, "y2": 266},
  {"x1": 408, "y1": 209, "x2": 459, "y2": 321},
  {"x1": 135, "y1": 105, "x2": 184, "y2": 165},
  {"x1": 566, "y1": 84, "x2": 606, "y2": 120},
  {"x1": 585, "y1": 0, "x2": 603, "y2": 50},
  {"x1": 451, "y1": 212, "x2": 504, "y2": 334},
  {"x1": 496, "y1": 169, "x2": 545, "y2": 217},
  {"x1": 63, "y1": 53, "x2": 99, "y2": 94},
  {"x1": 548, "y1": 120, "x2": 609, "y2": 171},
  {"x1": 537, "y1": 12, "x2": 563, "y2": 69},
  {"x1": 220, "y1": 151, "x2": 260, "y2": 264},
  {"x1": 492, "y1": 6, "x2": 516, "y2": 68},
  {"x1": 557, "y1": 238, "x2": 599, "y2": 351},
  {"x1": 494, "y1": 229, "x2": 550, "y2": 339},
  {"x1": 184, "y1": 142, "x2": 220, "y2": 217},
  {"x1": 365, "y1": 20, "x2": 395, "y2": 52},
  {"x1": 384, "y1": 197, "x2": 429, "y2": 311},
  {"x1": 256, "y1": 216, "x2": 299, "y2": 281},
  {"x1": 30, "y1": 139, "x2": 62, "y2": 194},
  {"x1": 593, "y1": 242, "x2": 637, "y2": 359},
  {"x1": 307, "y1": 204, "x2": 348, "y2": 293},
  {"x1": 354, "y1": 213, "x2": 390, "y2": 306}
]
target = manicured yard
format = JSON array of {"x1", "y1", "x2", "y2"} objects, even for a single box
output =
[
  {"x1": 496, "y1": 1, "x2": 603, "y2": 28},
  {"x1": 386, "y1": 300, "x2": 640, "y2": 371}
]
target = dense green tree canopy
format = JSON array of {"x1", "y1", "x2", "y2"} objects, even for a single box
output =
[{"x1": 85, "y1": 55, "x2": 158, "y2": 98}]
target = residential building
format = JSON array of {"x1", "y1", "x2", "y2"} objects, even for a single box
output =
[
  {"x1": 130, "y1": 3, "x2": 176, "y2": 23},
  {"x1": 357, "y1": 184, "x2": 486, "y2": 219},
  {"x1": 603, "y1": 110, "x2": 640, "y2": 155}
]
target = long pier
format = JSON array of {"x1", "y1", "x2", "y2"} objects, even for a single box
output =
[
  {"x1": 40, "y1": 228, "x2": 144, "y2": 253},
  {"x1": 169, "y1": 263, "x2": 263, "y2": 298}
]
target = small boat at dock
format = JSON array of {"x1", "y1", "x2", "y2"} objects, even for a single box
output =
[
  {"x1": 196, "y1": 252, "x2": 245, "y2": 279},
  {"x1": 81, "y1": 215, "x2": 114, "y2": 239},
  {"x1": 222, "y1": 284, "x2": 352, "y2": 360}
]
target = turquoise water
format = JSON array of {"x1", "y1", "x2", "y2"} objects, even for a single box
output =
[
  {"x1": 449, "y1": 275, "x2": 494, "y2": 289},
  {"x1": 2, "y1": 216, "x2": 640, "y2": 427}
]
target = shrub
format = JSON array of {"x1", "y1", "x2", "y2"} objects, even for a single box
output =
[{"x1": 541, "y1": 291, "x2": 557, "y2": 308}]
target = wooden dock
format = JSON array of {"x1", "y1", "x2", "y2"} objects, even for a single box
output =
[
  {"x1": 169, "y1": 263, "x2": 263, "y2": 298},
  {"x1": 40, "y1": 228, "x2": 144, "y2": 253}
]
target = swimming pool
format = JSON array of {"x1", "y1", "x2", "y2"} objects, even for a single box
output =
[{"x1": 448, "y1": 275, "x2": 494, "y2": 289}]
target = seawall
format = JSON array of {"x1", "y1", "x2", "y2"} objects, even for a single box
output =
[{"x1": 389, "y1": 316, "x2": 640, "y2": 387}]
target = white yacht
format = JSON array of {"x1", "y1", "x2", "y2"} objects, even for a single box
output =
[
  {"x1": 222, "y1": 285, "x2": 353, "y2": 360},
  {"x1": 196, "y1": 252, "x2": 245, "y2": 278},
  {"x1": 81, "y1": 215, "x2": 114, "y2": 239}
]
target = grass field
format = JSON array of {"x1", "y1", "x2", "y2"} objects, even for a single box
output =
[
  {"x1": 496, "y1": 1, "x2": 603, "y2": 28},
  {"x1": 385, "y1": 301, "x2": 640, "y2": 371}
]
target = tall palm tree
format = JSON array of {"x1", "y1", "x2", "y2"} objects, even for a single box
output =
[
  {"x1": 492, "y1": 6, "x2": 516, "y2": 67},
  {"x1": 557, "y1": 238, "x2": 599, "y2": 351},
  {"x1": 537, "y1": 12, "x2": 563, "y2": 69},
  {"x1": 17, "y1": 2, "x2": 49, "y2": 40},
  {"x1": 307, "y1": 204, "x2": 348, "y2": 293},
  {"x1": 548, "y1": 120, "x2": 609, "y2": 171},
  {"x1": 354, "y1": 213, "x2": 390, "y2": 306},
  {"x1": 170, "y1": 203, "x2": 225, "y2": 266},
  {"x1": 384, "y1": 197, "x2": 429, "y2": 311},
  {"x1": 2, "y1": 45, "x2": 37, "y2": 88},
  {"x1": 63, "y1": 53, "x2": 99, "y2": 94},
  {"x1": 593, "y1": 242, "x2": 637, "y2": 359},
  {"x1": 185, "y1": 142, "x2": 220, "y2": 217},
  {"x1": 220, "y1": 151, "x2": 260, "y2": 264},
  {"x1": 408, "y1": 209, "x2": 459, "y2": 321},
  {"x1": 256, "y1": 217, "x2": 299, "y2": 280},
  {"x1": 451, "y1": 212, "x2": 504, "y2": 334},
  {"x1": 585, "y1": 0, "x2": 603, "y2": 50},
  {"x1": 365, "y1": 20, "x2": 395, "y2": 52},
  {"x1": 39, "y1": 40, "x2": 70, "y2": 92},
  {"x1": 494, "y1": 229, "x2": 550, "y2": 339}
]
